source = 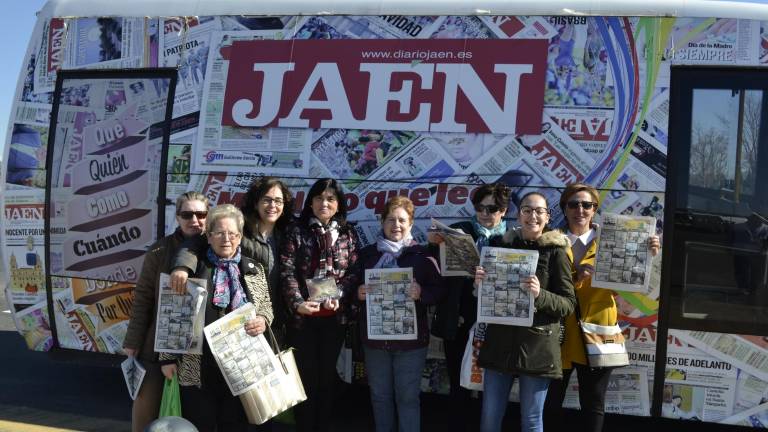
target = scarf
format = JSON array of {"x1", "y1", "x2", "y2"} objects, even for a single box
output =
[
  {"x1": 472, "y1": 216, "x2": 507, "y2": 249},
  {"x1": 374, "y1": 232, "x2": 414, "y2": 268},
  {"x1": 207, "y1": 247, "x2": 246, "y2": 311},
  {"x1": 309, "y1": 217, "x2": 340, "y2": 278}
]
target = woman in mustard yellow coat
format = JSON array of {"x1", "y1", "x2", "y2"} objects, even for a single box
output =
[{"x1": 545, "y1": 183, "x2": 659, "y2": 432}]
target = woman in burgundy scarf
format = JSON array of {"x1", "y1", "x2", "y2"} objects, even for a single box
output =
[{"x1": 280, "y1": 178, "x2": 360, "y2": 432}]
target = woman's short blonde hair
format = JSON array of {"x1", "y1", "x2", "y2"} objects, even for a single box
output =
[
  {"x1": 381, "y1": 196, "x2": 415, "y2": 224},
  {"x1": 205, "y1": 204, "x2": 245, "y2": 234}
]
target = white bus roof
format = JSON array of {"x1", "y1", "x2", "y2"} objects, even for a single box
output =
[{"x1": 38, "y1": 0, "x2": 768, "y2": 21}]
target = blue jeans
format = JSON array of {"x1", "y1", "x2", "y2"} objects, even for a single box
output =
[
  {"x1": 480, "y1": 369, "x2": 551, "y2": 432},
  {"x1": 364, "y1": 346, "x2": 428, "y2": 432}
]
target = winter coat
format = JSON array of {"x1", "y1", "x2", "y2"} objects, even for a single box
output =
[
  {"x1": 352, "y1": 243, "x2": 444, "y2": 351},
  {"x1": 561, "y1": 229, "x2": 619, "y2": 369},
  {"x1": 160, "y1": 255, "x2": 273, "y2": 388},
  {"x1": 124, "y1": 228, "x2": 195, "y2": 363},
  {"x1": 279, "y1": 221, "x2": 359, "y2": 328},
  {"x1": 477, "y1": 229, "x2": 576, "y2": 379}
]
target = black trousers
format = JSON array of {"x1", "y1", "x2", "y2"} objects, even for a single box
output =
[
  {"x1": 545, "y1": 364, "x2": 613, "y2": 432},
  {"x1": 443, "y1": 322, "x2": 473, "y2": 430},
  {"x1": 287, "y1": 316, "x2": 346, "y2": 432},
  {"x1": 180, "y1": 359, "x2": 250, "y2": 432}
]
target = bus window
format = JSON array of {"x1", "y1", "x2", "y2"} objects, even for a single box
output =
[{"x1": 668, "y1": 67, "x2": 768, "y2": 334}]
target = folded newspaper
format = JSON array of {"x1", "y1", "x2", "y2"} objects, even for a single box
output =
[
  {"x1": 154, "y1": 273, "x2": 208, "y2": 354},
  {"x1": 203, "y1": 303, "x2": 284, "y2": 396},
  {"x1": 430, "y1": 218, "x2": 479, "y2": 277},
  {"x1": 121, "y1": 356, "x2": 146, "y2": 401}
]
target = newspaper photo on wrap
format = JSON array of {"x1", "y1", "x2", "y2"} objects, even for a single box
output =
[
  {"x1": 365, "y1": 268, "x2": 417, "y2": 340},
  {"x1": 477, "y1": 247, "x2": 538, "y2": 326},
  {"x1": 592, "y1": 213, "x2": 656, "y2": 293},
  {"x1": 562, "y1": 367, "x2": 651, "y2": 416},
  {"x1": 203, "y1": 303, "x2": 284, "y2": 396},
  {"x1": 154, "y1": 273, "x2": 207, "y2": 355},
  {"x1": 194, "y1": 30, "x2": 312, "y2": 176},
  {"x1": 429, "y1": 218, "x2": 479, "y2": 277}
]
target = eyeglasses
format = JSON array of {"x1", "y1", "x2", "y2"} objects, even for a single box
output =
[
  {"x1": 566, "y1": 201, "x2": 597, "y2": 210},
  {"x1": 520, "y1": 206, "x2": 550, "y2": 216},
  {"x1": 211, "y1": 231, "x2": 241, "y2": 240},
  {"x1": 260, "y1": 197, "x2": 284, "y2": 207},
  {"x1": 475, "y1": 204, "x2": 501, "y2": 214},
  {"x1": 177, "y1": 211, "x2": 208, "y2": 220}
]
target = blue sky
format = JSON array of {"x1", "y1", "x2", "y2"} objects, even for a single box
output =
[{"x1": 0, "y1": 0, "x2": 46, "y2": 157}]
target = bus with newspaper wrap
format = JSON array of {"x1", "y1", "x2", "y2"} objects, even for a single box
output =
[{"x1": 3, "y1": 0, "x2": 768, "y2": 427}]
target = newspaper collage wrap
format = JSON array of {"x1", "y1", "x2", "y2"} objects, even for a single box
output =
[{"x1": 2, "y1": 11, "x2": 768, "y2": 422}]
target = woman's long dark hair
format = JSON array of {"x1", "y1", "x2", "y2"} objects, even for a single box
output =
[
  {"x1": 298, "y1": 178, "x2": 348, "y2": 225},
  {"x1": 240, "y1": 176, "x2": 295, "y2": 234}
]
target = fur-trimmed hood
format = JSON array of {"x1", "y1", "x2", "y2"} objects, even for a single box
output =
[{"x1": 502, "y1": 227, "x2": 571, "y2": 249}]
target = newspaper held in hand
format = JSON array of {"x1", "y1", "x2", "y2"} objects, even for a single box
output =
[
  {"x1": 204, "y1": 303, "x2": 284, "y2": 396},
  {"x1": 429, "y1": 218, "x2": 479, "y2": 277},
  {"x1": 306, "y1": 277, "x2": 341, "y2": 302},
  {"x1": 154, "y1": 273, "x2": 207, "y2": 354},
  {"x1": 592, "y1": 214, "x2": 656, "y2": 293},
  {"x1": 477, "y1": 247, "x2": 538, "y2": 327},
  {"x1": 365, "y1": 267, "x2": 417, "y2": 340},
  {"x1": 121, "y1": 356, "x2": 146, "y2": 401}
]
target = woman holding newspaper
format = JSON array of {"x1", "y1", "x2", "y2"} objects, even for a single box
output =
[
  {"x1": 159, "y1": 204, "x2": 273, "y2": 432},
  {"x1": 427, "y1": 182, "x2": 510, "y2": 430},
  {"x1": 279, "y1": 178, "x2": 359, "y2": 432},
  {"x1": 545, "y1": 183, "x2": 660, "y2": 432},
  {"x1": 171, "y1": 176, "x2": 295, "y2": 344},
  {"x1": 122, "y1": 191, "x2": 209, "y2": 432},
  {"x1": 476, "y1": 191, "x2": 576, "y2": 432},
  {"x1": 352, "y1": 196, "x2": 443, "y2": 432}
]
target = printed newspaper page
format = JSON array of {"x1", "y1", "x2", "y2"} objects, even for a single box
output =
[
  {"x1": 154, "y1": 273, "x2": 207, "y2": 355},
  {"x1": 723, "y1": 401, "x2": 768, "y2": 426},
  {"x1": 121, "y1": 356, "x2": 146, "y2": 401},
  {"x1": 429, "y1": 218, "x2": 479, "y2": 277},
  {"x1": 194, "y1": 30, "x2": 311, "y2": 176},
  {"x1": 663, "y1": 336, "x2": 738, "y2": 422},
  {"x1": 477, "y1": 247, "x2": 537, "y2": 326},
  {"x1": 365, "y1": 267, "x2": 417, "y2": 340},
  {"x1": 675, "y1": 330, "x2": 768, "y2": 383},
  {"x1": 592, "y1": 213, "x2": 656, "y2": 292},
  {"x1": 203, "y1": 303, "x2": 284, "y2": 396},
  {"x1": 562, "y1": 367, "x2": 650, "y2": 416}
]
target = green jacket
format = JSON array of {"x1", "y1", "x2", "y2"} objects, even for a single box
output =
[{"x1": 477, "y1": 229, "x2": 576, "y2": 379}]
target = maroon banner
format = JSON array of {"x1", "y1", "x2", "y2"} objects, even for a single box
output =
[{"x1": 222, "y1": 39, "x2": 547, "y2": 134}]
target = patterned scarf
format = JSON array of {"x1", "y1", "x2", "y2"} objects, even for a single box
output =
[
  {"x1": 207, "y1": 246, "x2": 246, "y2": 311},
  {"x1": 374, "y1": 232, "x2": 414, "y2": 268},
  {"x1": 309, "y1": 218, "x2": 340, "y2": 278},
  {"x1": 471, "y1": 216, "x2": 507, "y2": 249}
]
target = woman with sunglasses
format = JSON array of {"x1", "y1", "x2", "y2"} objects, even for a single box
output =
[
  {"x1": 160, "y1": 204, "x2": 273, "y2": 431},
  {"x1": 545, "y1": 183, "x2": 660, "y2": 432},
  {"x1": 171, "y1": 176, "x2": 295, "y2": 343},
  {"x1": 428, "y1": 182, "x2": 510, "y2": 430},
  {"x1": 123, "y1": 191, "x2": 209, "y2": 432},
  {"x1": 280, "y1": 178, "x2": 359, "y2": 432},
  {"x1": 475, "y1": 191, "x2": 576, "y2": 432}
]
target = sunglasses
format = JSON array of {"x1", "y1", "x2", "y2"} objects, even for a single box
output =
[
  {"x1": 177, "y1": 211, "x2": 208, "y2": 220},
  {"x1": 475, "y1": 204, "x2": 501, "y2": 214},
  {"x1": 566, "y1": 201, "x2": 596, "y2": 210}
]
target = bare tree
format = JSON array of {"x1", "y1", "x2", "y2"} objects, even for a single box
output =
[{"x1": 690, "y1": 124, "x2": 728, "y2": 189}]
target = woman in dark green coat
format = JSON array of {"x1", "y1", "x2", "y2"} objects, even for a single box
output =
[{"x1": 475, "y1": 191, "x2": 576, "y2": 432}]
